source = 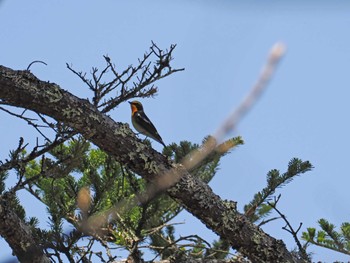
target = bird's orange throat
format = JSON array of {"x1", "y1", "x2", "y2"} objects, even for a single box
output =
[{"x1": 131, "y1": 104, "x2": 138, "y2": 115}]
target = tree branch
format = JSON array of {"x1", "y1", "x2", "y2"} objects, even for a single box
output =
[
  {"x1": 0, "y1": 193, "x2": 50, "y2": 263},
  {"x1": 0, "y1": 64, "x2": 306, "y2": 262}
]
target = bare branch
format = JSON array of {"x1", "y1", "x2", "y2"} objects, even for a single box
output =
[
  {"x1": 268, "y1": 195, "x2": 310, "y2": 261},
  {"x1": 26, "y1": 60, "x2": 47, "y2": 71},
  {"x1": 67, "y1": 42, "x2": 184, "y2": 113},
  {"x1": 0, "y1": 106, "x2": 52, "y2": 140}
]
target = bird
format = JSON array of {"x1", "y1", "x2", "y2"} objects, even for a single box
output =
[{"x1": 128, "y1": 100, "x2": 166, "y2": 147}]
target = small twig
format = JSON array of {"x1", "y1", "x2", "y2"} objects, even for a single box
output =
[
  {"x1": 149, "y1": 234, "x2": 211, "y2": 262},
  {"x1": 267, "y1": 194, "x2": 310, "y2": 261},
  {"x1": 26, "y1": 60, "x2": 47, "y2": 71},
  {"x1": 6, "y1": 133, "x2": 76, "y2": 193},
  {"x1": 103, "y1": 55, "x2": 120, "y2": 81},
  {"x1": 95, "y1": 237, "x2": 116, "y2": 262},
  {"x1": 66, "y1": 63, "x2": 94, "y2": 91},
  {"x1": 143, "y1": 221, "x2": 184, "y2": 236},
  {"x1": 258, "y1": 216, "x2": 280, "y2": 227},
  {"x1": 24, "y1": 184, "x2": 45, "y2": 203},
  {"x1": 0, "y1": 106, "x2": 52, "y2": 140},
  {"x1": 76, "y1": 238, "x2": 95, "y2": 263}
]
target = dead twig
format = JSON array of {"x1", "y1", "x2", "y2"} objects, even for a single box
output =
[
  {"x1": 26, "y1": 60, "x2": 47, "y2": 71},
  {"x1": 67, "y1": 42, "x2": 185, "y2": 112},
  {"x1": 267, "y1": 194, "x2": 310, "y2": 261}
]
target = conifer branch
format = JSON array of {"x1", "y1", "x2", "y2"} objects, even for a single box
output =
[
  {"x1": 302, "y1": 219, "x2": 350, "y2": 256},
  {"x1": 244, "y1": 158, "x2": 313, "y2": 222}
]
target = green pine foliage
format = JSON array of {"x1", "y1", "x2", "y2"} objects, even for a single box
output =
[
  {"x1": 2, "y1": 135, "x2": 241, "y2": 261},
  {"x1": 244, "y1": 158, "x2": 313, "y2": 223},
  {"x1": 149, "y1": 136, "x2": 243, "y2": 259},
  {"x1": 0, "y1": 131, "x2": 318, "y2": 262},
  {"x1": 0, "y1": 133, "x2": 317, "y2": 261},
  {"x1": 164, "y1": 136, "x2": 244, "y2": 183},
  {"x1": 303, "y1": 219, "x2": 350, "y2": 256}
]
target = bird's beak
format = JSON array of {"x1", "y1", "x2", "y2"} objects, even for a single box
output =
[{"x1": 128, "y1": 101, "x2": 132, "y2": 105}]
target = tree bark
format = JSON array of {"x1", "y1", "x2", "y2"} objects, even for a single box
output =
[
  {"x1": 0, "y1": 65, "x2": 305, "y2": 263},
  {"x1": 0, "y1": 193, "x2": 50, "y2": 263}
]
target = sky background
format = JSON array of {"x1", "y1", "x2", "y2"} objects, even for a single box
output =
[{"x1": 1, "y1": 0, "x2": 350, "y2": 262}]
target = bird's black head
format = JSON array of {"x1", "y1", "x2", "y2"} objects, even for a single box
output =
[{"x1": 129, "y1": 100, "x2": 144, "y2": 112}]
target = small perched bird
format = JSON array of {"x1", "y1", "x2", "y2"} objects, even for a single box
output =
[{"x1": 129, "y1": 100, "x2": 166, "y2": 147}]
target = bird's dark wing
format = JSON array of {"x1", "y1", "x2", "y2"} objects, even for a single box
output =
[
  {"x1": 134, "y1": 112, "x2": 165, "y2": 146},
  {"x1": 134, "y1": 112, "x2": 157, "y2": 132}
]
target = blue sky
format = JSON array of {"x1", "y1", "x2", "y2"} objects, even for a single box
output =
[{"x1": 1, "y1": 1, "x2": 350, "y2": 262}]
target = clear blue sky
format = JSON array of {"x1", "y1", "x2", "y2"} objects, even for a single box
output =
[{"x1": 1, "y1": 1, "x2": 350, "y2": 262}]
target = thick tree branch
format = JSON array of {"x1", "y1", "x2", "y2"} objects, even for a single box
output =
[
  {"x1": 0, "y1": 193, "x2": 50, "y2": 263},
  {"x1": 0, "y1": 65, "x2": 305, "y2": 262}
]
